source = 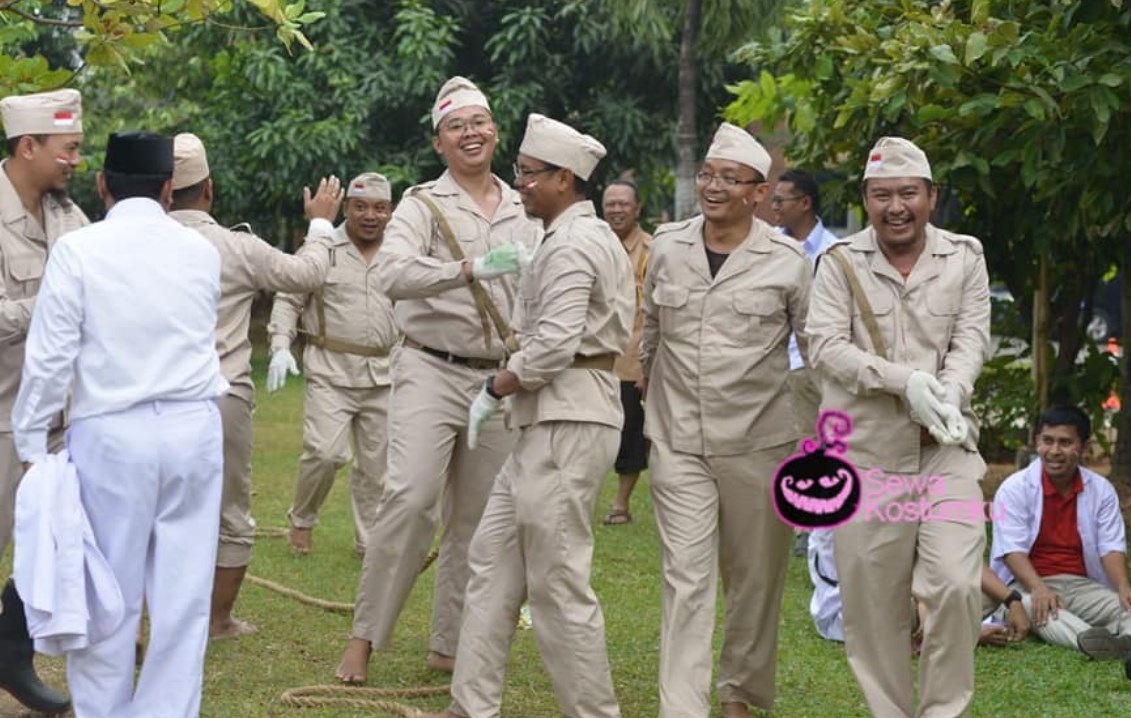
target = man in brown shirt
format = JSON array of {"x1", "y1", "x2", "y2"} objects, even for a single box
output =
[
  {"x1": 0, "y1": 88, "x2": 88, "y2": 714},
  {"x1": 169, "y1": 132, "x2": 344, "y2": 638},
  {"x1": 602, "y1": 180, "x2": 650, "y2": 526},
  {"x1": 267, "y1": 173, "x2": 400, "y2": 558}
]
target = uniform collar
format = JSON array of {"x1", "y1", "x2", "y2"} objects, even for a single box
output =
[
  {"x1": 0, "y1": 159, "x2": 39, "y2": 232},
  {"x1": 1041, "y1": 466, "x2": 1083, "y2": 497},
  {"x1": 168, "y1": 208, "x2": 217, "y2": 226},
  {"x1": 544, "y1": 200, "x2": 596, "y2": 237},
  {"x1": 431, "y1": 169, "x2": 525, "y2": 222},
  {"x1": 618, "y1": 224, "x2": 647, "y2": 253}
]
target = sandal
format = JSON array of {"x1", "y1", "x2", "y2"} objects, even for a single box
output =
[{"x1": 603, "y1": 509, "x2": 632, "y2": 526}]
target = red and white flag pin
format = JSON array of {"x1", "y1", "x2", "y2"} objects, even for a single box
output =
[{"x1": 53, "y1": 111, "x2": 76, "y2": 127}]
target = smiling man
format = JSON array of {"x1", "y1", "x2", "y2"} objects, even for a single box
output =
[
  {"x1": 641, "y1": 123, "x2": 810, "y2": 718},
  {"x1": 991, "y1": 406, "x2": 1131, "y2": 676},
  {"x1": 807, "y1": 137, "x2": 990, "y2": 717},
  {"x1": 268, "y1": 172, "x2": 399, "y2": 560},
  {"x1": 335, "y1": 76, "x2": 539, "y2": 684},
  {"x1": 0, "y1": 88, "x2": 88, "y2": 714}
]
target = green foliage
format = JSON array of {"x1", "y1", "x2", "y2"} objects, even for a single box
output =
[
  {"x1": 726, "y1": 0, "x2": 1130, "y2": 452},
  {"x1": 0, "y1": 0, "x2": 322, "y2": 95}
]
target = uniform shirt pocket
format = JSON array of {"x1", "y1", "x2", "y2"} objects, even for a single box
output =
[
  {"x1": 730, "y1": 292, "x2": 781, "y2": 346},
  {"x1": 652, "y1": 284, "x2": 691, "y2": 337},
  {"x1": 8, "y1": 258, "x2": 43, "y2": 297},
  {"x1": 851, "y1": 294, "x2": 895, "y2": 358}
]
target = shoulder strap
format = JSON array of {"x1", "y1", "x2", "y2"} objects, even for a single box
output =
[
  {"x1": 826, "y1": 246, "x2": 887, "y2": 358},
  {"x1": 411, "y1": 190, "x2": 518, "y2": 354}
]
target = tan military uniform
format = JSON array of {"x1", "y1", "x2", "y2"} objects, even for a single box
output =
[
  {"x1": 170, "y1": 209, "x2": 338, "y2": 566},
  {"x1": 449, "y1": 200, "x2": 632, "y2": 718},
  {"x1": 612, "y1": 225, "x2": 650, "y2": 383},
  {"x1": 640, "y1": 215, "x2": 810, "y2": 716},
  {"x1": 0, "y1": 161, "x2": 87, "y2": 556},
  {"x1": 269, "y1": 221, "x2": 399, "y2": 553},
  {"x1": 807, "y1": 224, "x2": 990, "y2": 718},
  {"x1": 351, "y1": 170, "x2": 539, "y2": 659}
]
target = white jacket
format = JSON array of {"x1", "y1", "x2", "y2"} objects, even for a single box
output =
[{"x1": 13, "y1": 451, "x2": 123, "y2": 655}]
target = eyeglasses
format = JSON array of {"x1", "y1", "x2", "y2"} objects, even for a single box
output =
[
  {"x1": 440, "y1": 115, "x2": 494, "y2": 134},
  {"x1": 695, "y1": 171, "x2": 761, "y2": 188},
  {"x1": 771, "y1": 195, "x2": 805, "y2": 207},
  {"x1": 512, "y1": 164, "x2": 558, "y2": 182}
]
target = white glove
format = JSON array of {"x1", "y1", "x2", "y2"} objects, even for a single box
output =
[
  {"x1": 267, "y1": 349, "x2": 300, "y2": 393},
  {"x1": 472, "y1": 244, "x2": 528, "y2": 280},
  {"x1": 905, "y1": 371, "x2": 948, "y2": 433},
  {"x1": 467, "y1": 383, "x2": 502, "y2": 449},
  {"x1": 929, "y1": 403, "x2": 969, "y2": 446}
]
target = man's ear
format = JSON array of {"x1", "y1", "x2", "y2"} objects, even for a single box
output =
[
  {"x1": 95, "y1": 171, "x2": 109, "y2": 207},
  {"x1": 159, "y1": 178, "x2": 174, "y2": 210},
  {"x1": 203, "y1": 178, "x2": 214, "y2": 204}
]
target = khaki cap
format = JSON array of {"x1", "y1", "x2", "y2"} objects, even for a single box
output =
[
  {"x1": 705, "y1": 123, "x2": 772, "y2": 179},
  {"x1": 863, "y1": 137, "x2": 932, "y2": 181},
  {"x1": 432, "y1": 76, "x2": 490, "y2": 129},
  {"x1": 346, "y1": 172, "x2": 392, "y2": 202},
  {"x1": 518, "y1": 113, "x2": 606, "y2": 181},
  {"x1": 1, "y1": 89, "x2": 83, "y2": 138},
  {"x1": 172, "y1": 133, "x2": 210, "y2": 190}
]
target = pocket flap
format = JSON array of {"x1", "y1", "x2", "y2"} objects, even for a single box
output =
[{"x1": 652, "y1": 284, "x2": 690, "y2": 308}]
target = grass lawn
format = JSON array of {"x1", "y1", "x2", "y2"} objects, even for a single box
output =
[{"x1": 7, "y1": 355, "x2": 1131, "y2": 717}]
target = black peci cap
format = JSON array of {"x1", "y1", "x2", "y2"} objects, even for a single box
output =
[{"x1": 104, "y1": 131, "x2": 174, "y2": 176}]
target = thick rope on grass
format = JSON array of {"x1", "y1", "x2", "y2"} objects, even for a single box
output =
[{"x1": 279, "y1": 684, "x2": 449, "y2": 715}]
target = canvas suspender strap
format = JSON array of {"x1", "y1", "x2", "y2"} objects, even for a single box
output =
[
  {"x1": 410, "y1": 190, "x2": 519, "y2": 354},
  {"x1": 826, "y1": 247, "x2": 888, "y2": 358},
  {"x1": 299, "y1": 288, "x2": 390, "y2": 357}
]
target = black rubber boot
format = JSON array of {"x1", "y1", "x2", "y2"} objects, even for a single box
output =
[{"x1": 0, "y1": 580, "x2": 71, "y2": 715}]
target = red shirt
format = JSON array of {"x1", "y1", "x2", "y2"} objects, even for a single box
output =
[{"x1": 1029, "y1": 469, "x2": 1087, "y2": 578}]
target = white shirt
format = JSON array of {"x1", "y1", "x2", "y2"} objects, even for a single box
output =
[
  {"x1": 806, "y1": 528, "x2": 844, "y2": 641},
  {"x1": 778, "y1": 218, "x2": 838, "y2": 370},
  {"x1": 990, "y1": 459, "x2": 1126, "y2": 589},
  {"x1": 12, "y1": 198, "x2": 228, "y2": 461}
]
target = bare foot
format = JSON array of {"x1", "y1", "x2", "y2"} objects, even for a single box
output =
[
  {"x1": 210, "y1": 616, "x2": 259, "y2": 640},
  {"x1": 335, "y1": 638, "x2": 372, "y2": 684},
  {"x1": 426, "y1": 650, "x2": 455, "y2": 673},
  {"x1": 722, "y1": 702, "x2": 754, "y2": 718},
  {"x1": 289, "y1": 526, "x2": 312, "y2": 554}
]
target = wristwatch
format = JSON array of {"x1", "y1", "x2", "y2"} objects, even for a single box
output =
[
  {"x1": 1003, "y1": 589, "x2": 1023, "y2": 609},
  {"x1": 485, "y1": 375, "x2": 503, "y2": 400}
]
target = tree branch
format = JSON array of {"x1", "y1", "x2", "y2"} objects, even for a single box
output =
[{"x1": 0, "y1": 2, "x2": 83, "y2": 27}]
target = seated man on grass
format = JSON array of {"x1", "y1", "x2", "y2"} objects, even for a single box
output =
[{"x1": 990, "y1": 405, "x2": 1131, "y2": 677}]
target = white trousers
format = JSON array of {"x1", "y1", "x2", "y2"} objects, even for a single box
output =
[{"x1": 65, "y1": 399, "x2": 223, "y2": 718}]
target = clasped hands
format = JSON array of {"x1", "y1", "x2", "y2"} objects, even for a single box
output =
[{"x1": 905, "y1": 371, "x2": 968, "y2": 445}]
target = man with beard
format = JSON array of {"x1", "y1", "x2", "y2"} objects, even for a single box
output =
[
  {"x1": 807, "y1": 137, "x2": 990, "y2": 717},
  {"x1": 600, "y1": 180, "x2": 650, "y2": 527},
  {"x1": 268, "y1": 172, "x2": 400, "y2": 558},
  {"x1": 424, "y1": 111, "x2": 631, "y2": 718},
  {"x1": 640, "y1": 123, "x2": 810, "y2": 718},
  {"x1": 335, "y1": 76, "x2": 539, "y2": 683},
  {"x1": 0, "y1": 88, "x2": 88, "y2": 714},
  {"x1": 169, "y1": 132, "x2": 345, "y2": 638}
]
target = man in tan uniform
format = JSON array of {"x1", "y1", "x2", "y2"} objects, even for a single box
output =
[
  {"x1": 0, "y1": 89, "x2": 87, "y2": 714},
  {"x1": 169, "y1": 132, "x2": 345, "y2": 638},
  {"x1": 640, "y1": 123, "x2": 810, "y2": 718},
  {"x1": 601, "y1": 179, "x2": 650, "y2": 526},
  {"x1": 425, "y1": 112, "x2": 631, "y2": 718},
  {"x1": 267, "y1": 172, "x2": 400, "y2": 557},
  {"x1": 807, "y1": 137, "x2": 990, "y2": 717},
  {"x1": 336, "y1": 76, "x2": 539, "y2": 682}
]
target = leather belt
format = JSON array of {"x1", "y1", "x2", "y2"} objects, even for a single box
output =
[{"x1": 403, "y1": 338, "x2": 504, "y2": 371}]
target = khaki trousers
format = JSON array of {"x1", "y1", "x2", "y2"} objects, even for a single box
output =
[
  {"x1": 1013, "y1": 574, "x2": 1131, "y2": 649},
  {"x1": 649, "y1": 438, "x2": 795, "y2": 716},
  {"x1": 217, "y1": 394, "x2": 255, "y2": 567},
  {"x1": 834, "y1": 444, "x2": 985, "y2": 718},
  {"x1": 0, "y1": 429, "x2": 64, "y2": 560},
  {"x1": 288, "y1": 380, "x2": 390, "y2": 554},
  {"x1": 351, "y1": 348, "x2": 514, "y2": 656},
  {"x1": 449, "y1": 422, "x2": 621, "y2": 718},
  {"x1": 786, "y1": 367, "x2": 820, "y2": 440}
]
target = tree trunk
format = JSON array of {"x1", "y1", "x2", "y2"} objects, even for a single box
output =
[
  {"x1": 1113, "y1": 247, "x2": 1131, "y2": 484},
  {"x1": 1033, "y1": 257, "x2": 1050, "y2": 412},
  {"x1": 673, "y1": 0, "x2": 701, "y2": 220}
]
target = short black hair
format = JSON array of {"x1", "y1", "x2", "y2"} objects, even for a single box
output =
[
  {"x1": 171, "y1": 178, "x2": 208, "y2": 208},
  {"x1": 605, "y1": 179, "x2": 638, "y2": 203},
  {"x1": 1035, "y1": 405, "x2": 1091, "y2": 443},
  {"x1": 6, "y1": 134, "x2": 46, "y2": 157},
  {"x1": 779, "y1": 168, "x2": 820, "y2": 210},
  {"x1": 103, "y1": 170, "x2": 170, "y2": 202},
  {"x1": 573, "y1": 175, "x2": 589, "y2": 197}
]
